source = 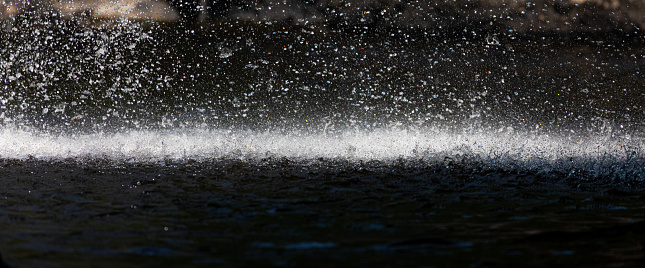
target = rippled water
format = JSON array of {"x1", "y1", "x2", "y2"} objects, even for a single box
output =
[{"x1": 1, "y1": 17, "x2": 645, "y2": 266}]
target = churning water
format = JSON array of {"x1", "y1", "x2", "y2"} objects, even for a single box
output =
[
  {"x1": 2, "y1": 18, "x2": 644, "y2": 182},
  {"x1": 2, "y1": 127, "x2": 644, "y2": 183}
]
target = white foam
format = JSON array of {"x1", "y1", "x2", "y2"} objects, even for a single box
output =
[{"x1": 1, "y1": 127, "x2": 642, "y2": 166}]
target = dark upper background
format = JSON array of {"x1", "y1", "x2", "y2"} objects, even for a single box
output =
[{"x1": 1, "y1": 0, "x2": 644, "y2": 39}]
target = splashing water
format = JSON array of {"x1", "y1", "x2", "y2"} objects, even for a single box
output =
[
  {"x1": 3, "y1": 3, "x2": 645, "y2": 268},
  {"x1": 1, "y1": 12, "x2": 644, "y2": 183},
  {"x1": 0, "y1": 127, "x2": 643, "y2": 181}
]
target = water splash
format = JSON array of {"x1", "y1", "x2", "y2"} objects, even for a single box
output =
[
  {"x1": 1, "y1": 126, "x2": 643, "y2": 181},
  {"x1": 0, "y1": 16, "x2": 163, "y2": 132},
  {"x1": 1, "y1": 9, "x2": 644, "y2": 184}
]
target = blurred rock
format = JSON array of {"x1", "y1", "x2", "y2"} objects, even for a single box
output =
[
  {"x1": 479, "y1": 0, "x2": 645, "y2": 33},
  {"x1": 2, "y1": 0, "x2": 179, "y2": 22},
  {"x1": 55, "y1": 0, "x2": 179, "y2": 22},
  {"x1": 1, "y1": 1, "x2": 23, "y2": 17},
  {"x1": 215, "y1": 0, "x2": 645, "y2": 35},
  {"x1": 1, "y1": 0, "x2": 643, "y2": 35}
]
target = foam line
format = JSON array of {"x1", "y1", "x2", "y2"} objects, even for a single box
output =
[{"x1": 1, "y1": 128, "x2": 642, "y2": 164}]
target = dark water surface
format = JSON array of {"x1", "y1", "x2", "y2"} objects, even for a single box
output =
[
  {"x1": 1, "y1": 159, "x2": 645, "y2": 267},
  {"x1": 1, "y1": 19, "x2": 645, "y2": 266}
]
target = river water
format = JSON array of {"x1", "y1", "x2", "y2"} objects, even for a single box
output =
[{"x1": 1, "y1": 18, "x2": 644, "y2": 266}]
